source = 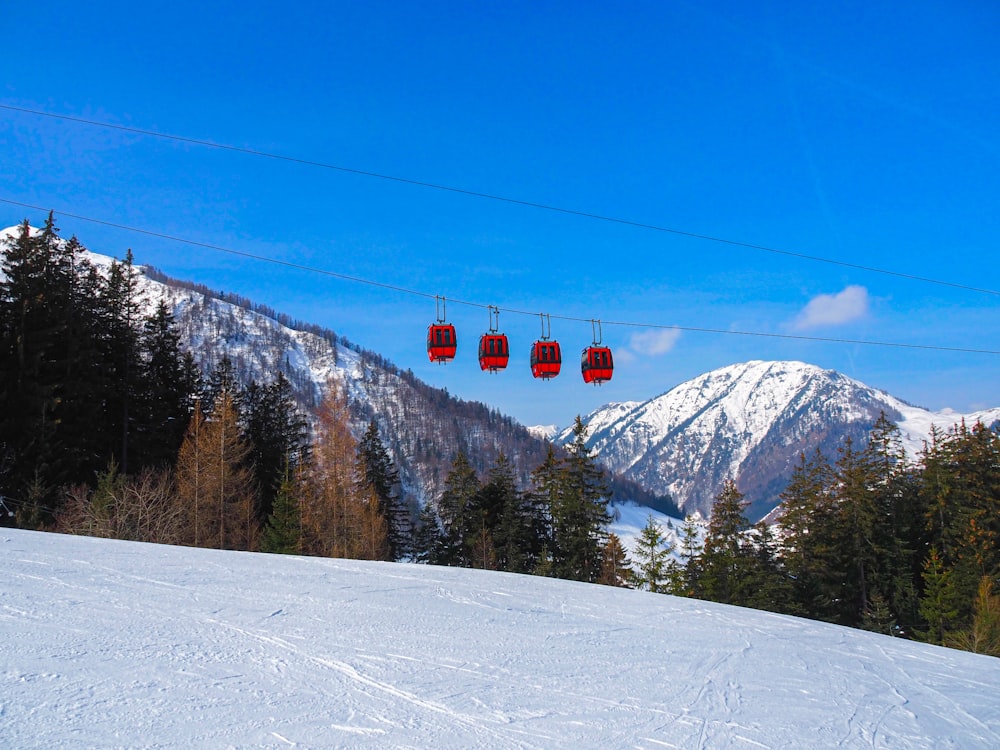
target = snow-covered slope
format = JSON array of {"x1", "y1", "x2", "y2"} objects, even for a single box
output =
[
  {"x1": 3, "y1": 529, "x2": 998, "y2": 748},
  {"x1": 561, "y1": 361, "x2": 1000, "y2": 519}
]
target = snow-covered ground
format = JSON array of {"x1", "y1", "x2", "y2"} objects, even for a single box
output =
[
  {"x1": 609, "y1": 501, "x2": 685, "y2": 558},
  {"x1": 3, "y1": 529, "x2": 999, "y2": 749}
]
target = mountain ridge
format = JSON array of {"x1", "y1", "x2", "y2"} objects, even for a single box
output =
[
  {"x1": 0, "y1": 224, "x2": 673, "y2": 515},
  {"x1": 559, "y1": 359, "x2": 1000, "y2": 520}
]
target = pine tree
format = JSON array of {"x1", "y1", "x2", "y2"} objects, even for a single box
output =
[
  {"x1": 863, "y1": 413, "x2": 920, "y2": 635},
  {"x1": 436, "y1": 451, "x2": 481, "y2": 567},
  {"x1": 413, "y1": 502, "x2": 445, "y2": 564},
  {"x1": 632, "y1": 515, "x2": 673, "y2": 593},
  {"x1": 243, "y1": 374, "x2": 310, "y2": 526},
  {"x1": 203, "y1": 355, "x2": 242, "y2": 416},
  {"x1": 100, "y1": 250, "x2": 145, "y2": 473},
  {"x1": 741, "y1": 521, "x2": 794, "y2": 614},
  {"x1": 917, "y1": 547, "x2": 961, "y2": 645},
  {"x1": 778, "y1": 449, "x2": 846, "y2": 621},
  {"x1": 0, "y1": 216, "x2": 98, "y2": 519},
  {"x1": 835, "y1": 436, "x2": 880, "y2": 626},
  {"x1": 260, "y1": 469, "x2": 303, "y2": 555},
  {"x1": 550, "y1": 416, "x2": 611, "y2": 582},
  {"x1": 671, "y1": 514, "x2": 703, "y2": 597},
  {"x1": 698, "y1": 480, "x2": 753, "y2": 605},
  {"x1": 137, "y1": 300, "x2": 201, "y2": 470},
  {"x1": 356, "y1": 418, "x2": 408, "y2": 560}
]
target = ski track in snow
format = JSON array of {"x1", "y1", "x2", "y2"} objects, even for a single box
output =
[{"x1": 2, "y1": 529, "x2": 1000, "y2": 749}]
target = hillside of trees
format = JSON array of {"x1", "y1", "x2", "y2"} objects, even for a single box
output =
[
  {"x1": 2, "y1": 217, "x2": 997, "y2": 658},
  {"x1": 625, "y1": 414, "x2": 1000, "y2": 657}
]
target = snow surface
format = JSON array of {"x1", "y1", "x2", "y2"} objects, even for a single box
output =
[
  {"x1": 608, "y1": 502, "x2": 685, "y2": 559},
  {"x1": 3, "y1": 530, "x2": 999, "y2": 749}
]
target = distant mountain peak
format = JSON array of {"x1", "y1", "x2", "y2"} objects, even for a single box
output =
[{"x1": 561, "y1": 360, "x2": 1000, "y2": 520}]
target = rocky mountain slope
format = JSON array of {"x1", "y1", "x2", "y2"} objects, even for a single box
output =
[{"x1": 559, "y1": 360, "x2": 1000, "y2": 520}]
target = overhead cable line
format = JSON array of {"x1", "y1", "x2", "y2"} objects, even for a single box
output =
[
  {"x1": 2, "y1": 102, "x2": 998, "y2": 298},
  {"x1": 1, "y1": 197, "x2": 997, "y2": 357}
]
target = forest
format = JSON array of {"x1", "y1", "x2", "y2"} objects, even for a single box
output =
[{"x1": 2, "y1": 217, "x2": 997, "y2": 657}]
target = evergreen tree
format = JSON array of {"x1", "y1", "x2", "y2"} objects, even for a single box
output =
[
  {"x1": 670, "y1": 514, "x2": 704, "y2": 597},
  {"x1": 778, "y1": 449, "x2": 846, "y2": 621},
  {"x1": 632, "y1": 515, "x2": 673, "y2": 593},
  {"x1": 741, "y1": 520, "x2": 794, "y2": 614},
  {"x1": 243, "y1": 374, "x2": 310, "y2": 526},
  {"x1": 835, "y1": 436, "x2": 879, "y2": 626},
  {"x1": 99, "y1": 250, "x2": 145, "y2": 473},
  {"x1": 917, "y1": 546, "x2": 961, "y2": 645},
  {"x1": 356, "y1": 418, "x2": 409, "y2": 560},
  {"x1": 863, "y1": 413, "x2": 921, "y2": 635},
  {"x1": 0, "y1": 217, "x2": 96, "y2": 519},
  {"x1": 436, "y1": 451, "x2": 481, "y2": 567},
  {"x1": 526, "y1": 444, "x2": 561, "y2": 564},
  {"x1": 260, "y1": 469, "x2": 303, "y2": 555},
  {"x1": 698, "y1": 480, "x2": 753, "y2": 605},
  {"x1": 550, "y1": 416, "x2": 611, "y2": 582},
  {"x1": 137, "y1": 300, "x2": 201, "y2": 469},
  {"x1": 203, "y1": 355, "x2": 241, "y2": 416},
  {"x1": 413, "y1": 502, "x2": 445, "y2": 564}
]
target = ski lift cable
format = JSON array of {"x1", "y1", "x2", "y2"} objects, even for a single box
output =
[
  {"x1": 2, "y1": 103, "x2": 997, "y2": 299},
  {"x1": 1, "y1": 197, "x2": 998, "y2": 356}
]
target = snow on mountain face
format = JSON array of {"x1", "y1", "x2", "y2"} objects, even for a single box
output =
[
  {"x1": 561, "y1": 360, "x2": 1000, "y2": 520},
  {"x1": 5, "y1": 528, "x2": 1000, "y2": 749}
]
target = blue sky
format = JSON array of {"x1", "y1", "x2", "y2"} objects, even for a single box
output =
[{"x1": 2, "y1": 1, "x2": 998, "y2": 429}]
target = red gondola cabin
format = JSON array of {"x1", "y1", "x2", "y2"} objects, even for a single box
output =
[
  {"x1": 581, "y1": 346, "x2": 613, "y2": 384},
  {"x1": 479, "y1": 333, "x2": 509, "y2": 372},
  {"x1": 530, "y1": 340, "x2": 562, "y2": 379},
  {"x1": 427, "y1": 323, "x2": 457, "y2": 363}
]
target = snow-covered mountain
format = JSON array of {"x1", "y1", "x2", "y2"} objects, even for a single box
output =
[
  {"x1": 559, "y1": 360, "x2": 1000, "y2": 520},
  {"x1": 1, "y1": 225, "x2": 671, "y2": 512},
  {"x1": 6, "y1": 528, "x2": 999, "y2": 748}
]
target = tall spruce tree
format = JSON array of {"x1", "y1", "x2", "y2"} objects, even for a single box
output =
[
  {"x1": 550, "y1": 416, "x2": 611, "y2": 583},
  {"x1": 137, "y1": 300, "x2": 201, "y2": 470},
  {"x1": 632, "y1": 515, "x2": 673, "y2": 593},
  {"x1": 100, "y1": 250, "x2": 145, "y2": 473},
  {"x1": 436, "y1": 451, "x2": 481, "y2": 567},
  {"x1": 243, "y1": 374, "x2": 310, "y2": 527},
  {"x1": 259, "y1": 468, "x2": 304, "y2": 555},
  {"x1": 697, "y1": 480, "x2": 753, "y2": 605},
  {"x1": 0, "y1": 216, "x2": 106, "y2": 520},
  {"x1": 356, "y1": 419, "x2": 409, "y2": 561},
  {"x1": 778, "y1": 449, "x2": 844, "y2": 620}
]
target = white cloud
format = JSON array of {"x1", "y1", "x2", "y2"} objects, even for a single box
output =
[
  {"x1": 794, "y1": 285, "x2": 869, "y2": 330},
  {"x1": 629, "y1": 328, "x2": 681, "y2": 356}
]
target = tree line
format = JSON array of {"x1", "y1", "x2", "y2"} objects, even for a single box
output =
[
  {"x1": 621, "y1": 414, "x2": 1000, "y2": 657},
  {"x1": 0, "y1": 217, "x2": 405, "y2": 560},
  {"x1": 4, "y1": 217, "x2": 996, "y2": 658},
  {"x1": 0, "y1": 217, "x2": 615, "y2": 580}
]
